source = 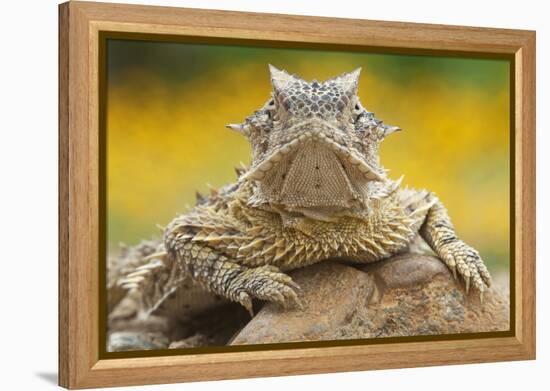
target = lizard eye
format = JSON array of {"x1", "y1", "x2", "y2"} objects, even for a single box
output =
[
  {"x1": 265, "y1": 98, "x2": 278, "y2": 122},
  {"x1": 352, "y1": 102, "x2": 365, "y2": 122}
]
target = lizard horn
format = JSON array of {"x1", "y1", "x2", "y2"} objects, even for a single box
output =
[
  {"x1": 383, "y1": 125, "x2": 402, "y2": 137},
  {"x1": 226, "y1": 123, "x2": 250, "y2": 137}
]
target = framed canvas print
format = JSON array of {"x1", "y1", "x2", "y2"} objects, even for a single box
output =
[{"x1": 58, "y1": 1, "x2": 536, "y2": 389}]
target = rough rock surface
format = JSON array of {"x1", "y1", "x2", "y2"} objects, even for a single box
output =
[
  {"x1": 231, "y1": 255, "x2": 509, "y2": 345},
  {"x1": 108, "y1": 331, "x2": 169, "y2": 352},
  {"x1": 108, "y1": 296, "x2": 250, "y2": 352}
]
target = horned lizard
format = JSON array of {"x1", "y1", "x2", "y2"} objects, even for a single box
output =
[{"x1": 114, "y1": 65, "x2": 491, "y2": 316}]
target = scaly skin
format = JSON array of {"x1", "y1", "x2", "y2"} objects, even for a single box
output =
[{"x1": 117, "y1": 66, "x2": 491, "y2": 314}]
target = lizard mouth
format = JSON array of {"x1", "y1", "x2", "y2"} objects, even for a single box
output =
[
  {"x1": 242, "y1": 122, "x2": 384, "y2": 212},
  {"x1": 242, "y1": 126, "x2": 383, "y2": 183}
]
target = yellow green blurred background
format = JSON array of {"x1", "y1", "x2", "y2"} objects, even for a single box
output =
[{"x1": 106, "y1": 39, "x2": 510, "y2": 271}]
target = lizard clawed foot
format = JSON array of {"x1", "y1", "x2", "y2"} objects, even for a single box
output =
[
  {"x1": 438, "y1": 240, "x2": 492, "y2": 300},
  {"x1": 229, "y1": 265, "x2": 303, "y2": 314}
]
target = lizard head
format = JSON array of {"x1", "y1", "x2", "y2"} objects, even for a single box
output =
[{"x1": 227, "y1": 65, "x2": 401, "y2": 220}]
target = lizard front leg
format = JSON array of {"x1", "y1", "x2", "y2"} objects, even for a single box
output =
[
  {"x1": 163, "y1": 221, "x2": 301, "y2": 314},
  {"x1": 407, "y1": 191, "x2": 492, "y2": 298}
]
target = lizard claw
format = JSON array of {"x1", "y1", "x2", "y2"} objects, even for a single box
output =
[
  {"x1": 237, "y1": 291, "x2": 254, "y2": 317},
  {"x1": 230, "y1": 265, "x2": 302, "y2": 310},
  {"x1": 450, "y1": 264, "x2": 457, "y2": 280},
  {"x1": 288, "y1": 279, "x2": 303, "y2": 292},
  {"x1": 464, "y1": 274, "x2": 470, "y2": 294},
  {"x1": 438, "y1": 240, "x2": 491, "y2": 297}
]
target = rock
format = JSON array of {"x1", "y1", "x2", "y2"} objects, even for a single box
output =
[
  {"x1": 231, "y1": 262, "x2": 375, "y2": 345},
  {"x1": 169, "y1": 334, "x2": 210, "y2": 349},
  {"x1": 107, "y1": 287, "x2": 250, "y2": 351},
  {"x1": 108, "y1": 331, "x2": 169, "y2": 352},
  {"x1": 168, "y1": 302, "x2": 251, "y2": 347},
  {"x1": 108, "y1": 301, "x2": 250, "y2": 351},
  {"x1": 352, "y1": 254, "x2": 510, "y2": 338},
  {"x1": 231, "y1": 255, "x2": 509, "y2": 345},
  {"x1": 108, "y1": 295, "x2": 172, "y2": 336},
  {"x1": 107, "y1": 295, "x2": 173, "y2": 352}
]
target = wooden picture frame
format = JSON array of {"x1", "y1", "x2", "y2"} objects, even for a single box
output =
[{"x1": 59, "y1": 1, "x2": 536, "y2": 389}]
